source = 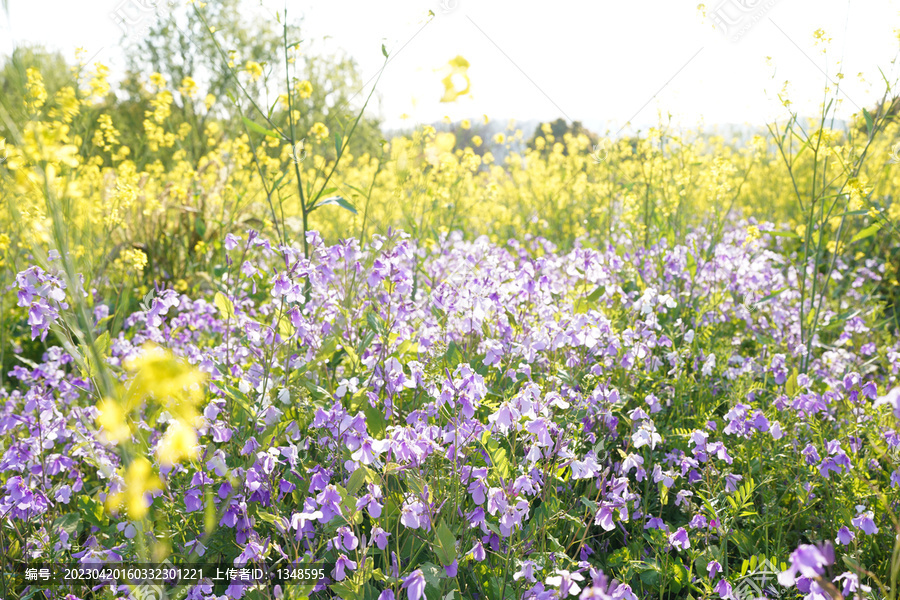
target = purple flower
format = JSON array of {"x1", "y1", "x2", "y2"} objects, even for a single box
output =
[
  {"x1": 835, "y1": 526, "x2": 855, "y2": 546},
  {"x1": 669, "y1": 527, "x2": 690, "y2": 550},
  {"x1": 778, "y1": 542, "x2": 834, "y2": 587},
  {"x1": 333, "y1": 554, "x2": 356, "y2": 581},
  {"x1": 315, "y1": 485, "x2": 343, "y2": 523},
  {"x1": 235, "y1": 538, "x2": 264, "y2": 565},
  {"x1": 185, "y1": 488, "x2": 202, "y2": 512},
  {"x1": 351, "y1": 438, "x2": 390, "y2": 465},
  {"x1": 714, "y1": 578, "x2": 733, "y2": 599},
  {"x1": 224, "y1": 233, "x2": 242, "y2": 250},
  {"x1": 834, "y1": 571, "x2": 871, "y2": 597},
  {"x1": 211, "y1": 422, "x2": 233, "y2": 443},
  {"x1": 55, "y1": 486, "x2": 72, "y2": 504},
  {"x1": 724, "y1": 473, "x2": 742, "y2": 493},
  {"x1": 400, "y1": 497, "x2": 429, "y2": 530},
  {"x1": 707, "y1": 560, "x2": 722, "y2": 579},
  {"x1": 337, "y1": 526, "x2": 359, "y2": 551},
  {"x1": 632, "y1": 421, "x2": 661, "y2": 449},
  {"x1": 356, "y1": 493, "x2": 384, "y2": 518},
  {"x1": 378, "y1": 592, "x2": 396, "y2": 600},
  {"x1": 471, "y1": 540, "x2": 486, "y2": 562},
  {"x1": 595, "y1": 505, "x2": 615, "y2": 531},
  {"x1": 401, "y1": 569, "x2": 426, "y2": 600},
  {"x1": 371, "y1": 526, "x2": 390, "y2": 550},
  {"x1": 770, "y1": 421, "x2": 784, "y2": 440},
  {"x1": 689, "y1": 514, "x2": 708, "y2": 529},
  {"x1": 851, "y1": 510, "x2": 879, "y2": 535},
  {"x1": 545, "y1": 569, "x2": 585, "y2": 597},
  {"x1": 513, "y1": 561, "x2": 537, "y2": 583},
  {"x1": 488, "y1": 402, "x2": 517, "y2": 433},
  {"x1": 444, "y1": 560, "x2": 458, "y2": 577},
  {"x1": 116, "y1": 522, "x2": 136, "y2": 539}
]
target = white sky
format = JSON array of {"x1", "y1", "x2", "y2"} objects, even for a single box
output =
[{"x1": 2, "y1": 0, "x2": 899, "y2": 135}]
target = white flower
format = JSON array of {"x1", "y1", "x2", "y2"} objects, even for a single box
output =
[
  {"x1": 701, "y1": 353, "x2": 716, "y2": 377},
  {"x1": 632, "y1": 421, "x2": 661, "y2": 450}
]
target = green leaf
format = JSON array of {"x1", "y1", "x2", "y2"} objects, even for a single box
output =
[
  {"x1": 342, "y1": 343, "x2": 360, "y2": 369},
  {"x1": 863, "y1": 108, "x2": 874, "y2": 135},
  {"x1": 204, "y1": 487, "x2": 217, "y2": 534},
  {"x1": 580, "y1": 497, "x2": 599, "y2": 514},
  {"x1": 95, "y1": 331, "x2": 111, "y2": 357},
  {"x1": 607, "y1": 547, "x2": 629, "y2": 568},
  {"x1": 586, "y1": 285, "x2": 604, "y2": 302},
  {"x1": 194, "y1": 214, "x2": 207, "y2": 238},
  {"x1": 640, "y1": 566, "x2": 660, "y2": 587},
  {"x1": 330, "y1": 581, "x2": 361, "y2": 599},
  {"x1": 346, "y1": 467, "x2": 369, "y2": 496},
  {"x1": 434, "y1": 521, "x2": 457, "y2": 566},
  {"x1": 214, "y1": 292, "x2": 236, "y2": 320},
  {"x1": 298, "y1": 377, "x2": 330, "y2": 400},
  {"x1": 364, "y1": 404, "x2": 388, "y2": 439},
  {"x1": 480, "y1": 432, "x2": 510, "y2": 480},
  {"x1": 361, "y1": 584, "x2": 381, "y2": 600},
  {"x1": 755, "y1": 287, "x2": 787, "y2": 304},
  {"x1": 77, "y1": 495, "x2": 108, "y2": 528},
  {"x1": 358, "y1": 331, "x2": 377, "y2": 357},
  {"x1": 851, "y1": 223, "x2": 880, "y2": 243},
  {"x1": 785, "y1": 367, "x2": 798, "y2": 397},
  {"x1": 382, "y1": 43, "x2": 389, "y2": 58},
  {"x1": 314, "y1": 195, "x2": 358, "y2": 214},
  {"x1": 53, "y1": 513, "x2": 82, "y2": 538},
  {"x1": 256, "y1": 511, "x2": 280, "y2": 525},
  {"x1": 335, "y1": 131, "x2": 343, "y2": 156},
  {"x1": 420, "y1": 562, "x2": 444, "y2": 597},
  {"x1": 366, "y1": 312, "x2": 384, "y2": 336},
  {"x1": 444, "y1": 341, "x2": 462, "y2": 368},
  {"x1": 669, "y1": 563, "x2": 688, "y2": 593},
  {"x1": 241, "y1": 116, "x2": 280, "y2": 139},
  {"x1": 397, "y1": 339, "x2": 419, "y2": 357},
  {"x1": 320, "y1": 336, "x2": 339, "y2": 361}
]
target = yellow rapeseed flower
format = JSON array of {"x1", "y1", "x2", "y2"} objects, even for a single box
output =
[
  {"x1": 245, "y1": 61, "x2": 264, "y2": 82},
  {"x1": 106, "y1": 457, "x2": 162, "y2": 519},
  {"x1": 122, "y1": 248, "x2": 148, "y2": 271},
  {"x1": 744, "y1": 225, "x2": 761, "y2": 246},
  {"x1": 157, "y1": 419, "x2": 199, "y2": 465},
  {"x1": 123, "y1": 343, "x2": 207, "y2": 420},
  {"x1": 310, "y1": 122, "x2": 329, "y2": 141},
  {"x1": 179, "y1": 76, "x2": 198, "y2": 99},
  {"x1": 440, "y1": 55, "x2": 470, "y2": 103},
  {"x1": 49, "y1": 87, "x2": 80, "y2": 123},
  {"x1": 295, "y1": 80, "x2": 313, "y2": 99},
  {"x1": 97, "y1": 397, "x2": 131, "y2": 443},
  {"x1": 149, "y1": 72, "x2": 167, "y2": 89},
  {"x1": 25, "y1": 68, "x2": 47, "y2": 110}
]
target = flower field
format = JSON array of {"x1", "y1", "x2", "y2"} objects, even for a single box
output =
[{"x1": 2, "y1": 7, "x2": 900, "y2": 600}]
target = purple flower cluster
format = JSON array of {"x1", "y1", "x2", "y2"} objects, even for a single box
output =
[{"x1": 2, "y1": 223, "x2": 897, "y2": 599}]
